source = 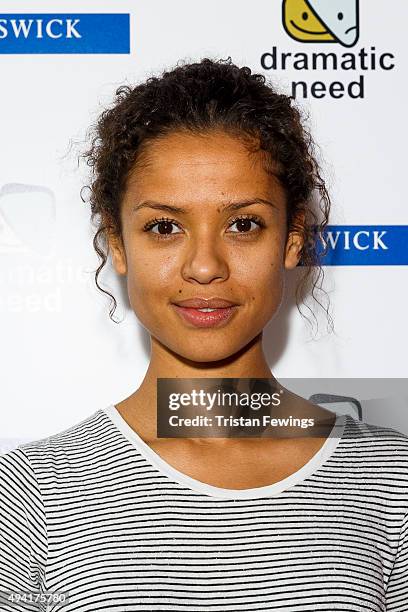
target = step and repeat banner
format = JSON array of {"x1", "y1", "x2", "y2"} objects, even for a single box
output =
[{"x1": 0, "y1": 1, "x2": 407, "y2": 450}]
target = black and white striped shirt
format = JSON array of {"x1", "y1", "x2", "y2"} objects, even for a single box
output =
[{"x1": 1, "y1": 404, "x2": 407, "y2": 611}]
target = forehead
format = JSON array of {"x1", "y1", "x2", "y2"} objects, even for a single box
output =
[{"x1": 124, "y1": 130, "x2": 285, "y2": 204}]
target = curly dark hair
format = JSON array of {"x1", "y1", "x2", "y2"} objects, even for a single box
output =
[{"x1": 81, "y1": 57, "x2": 333, "y2": 334}]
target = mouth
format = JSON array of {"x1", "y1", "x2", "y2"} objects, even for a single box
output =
[
  {"x1": 171, "y1": 304, "x2": 239, "y2": 328},
  {"x1": 290, "y1": 20, "x2": 328, "y2": 35}
]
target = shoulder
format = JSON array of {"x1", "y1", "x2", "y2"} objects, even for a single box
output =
[
  {"x1": 1, "y1": 407, "x2": 119, "y2": 480},
  {"x1": 342, "y1": 414, "x2": 408, "y2": 450},
  {"x1": 337, "y1": 414, "x2": 408, "y2": 485}
]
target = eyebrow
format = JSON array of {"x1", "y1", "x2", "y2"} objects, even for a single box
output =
[{"x1": 132, "y1": 198, "x2": 280, "y2": 214}]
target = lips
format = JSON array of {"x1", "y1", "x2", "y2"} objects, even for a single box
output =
[
  {"x1": 170, "y1": 297, "x2": 239, "y2": 328},
  {"x1": 171, "y1": 297, "x2": 238, "y2": 309}
]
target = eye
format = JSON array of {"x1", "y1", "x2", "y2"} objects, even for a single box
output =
[
  {"x1": 142, "y1": 217, "x2": 182, "y2": 239},
  {"x1": 227, "y1": 215, "x2": 265, "y2": 235},
  {"x1": 302, "y1": 12, "x2": 308, "y2": 20},
  {"x1": 337, "y1": 12, "x2": 344, "y2": 20}
]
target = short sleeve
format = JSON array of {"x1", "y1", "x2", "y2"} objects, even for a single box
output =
[
  {"x1": 386, "y1": 512, "x2": 408, "y2": 610},
  {"x1": 0, "y1": 448, "x2": 47, "y2": 611}
]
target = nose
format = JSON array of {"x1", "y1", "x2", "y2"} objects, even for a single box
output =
[{"x1": 180, "y1": 227, "x2": 230, "y2": 284}]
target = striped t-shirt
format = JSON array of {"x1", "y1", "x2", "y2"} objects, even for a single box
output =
[{"x1": 1, "y1": 404, "x2": 408, "y2": 611}]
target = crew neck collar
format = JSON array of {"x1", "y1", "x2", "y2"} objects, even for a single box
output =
[{"x1": 102, "y1": 404, "x2": 347, "y2": 500}]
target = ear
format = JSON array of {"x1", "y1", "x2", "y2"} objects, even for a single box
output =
[
  {"x1": 284, "y1": 210, "x2": 305, "y2": 270},
  {"x1": 284, "y1": 231, "x2": 304, "y2": 270},
  {"x1": 108, "y1": 231, "x2": 127, "y2": 276}
]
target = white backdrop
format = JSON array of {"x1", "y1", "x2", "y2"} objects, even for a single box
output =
[{"x1": 0, "y1": 0, "x2": 407, "y2": 448}]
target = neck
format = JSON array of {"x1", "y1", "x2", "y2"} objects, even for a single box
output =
[{"x1": 119, "y1": 332, "x2": 278, "y2": 440}]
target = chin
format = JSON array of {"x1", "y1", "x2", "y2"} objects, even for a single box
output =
[
  {"x1": 176, "y1": 350, "x2": 237, "y2": 363},
  {"x1": 165, "y1": 340, "x2": 241, "y2": 364},
  {"x1": 170, "y1": 335, "x2": 258, "y2": 364}
]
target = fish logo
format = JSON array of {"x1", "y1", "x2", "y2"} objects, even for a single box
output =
[
  {"x1": 283, "y1": 0, "x2": 359, "y2": 47},
  {"x1": 0, "y1": 183, "x2": 56, "y2": 256}
]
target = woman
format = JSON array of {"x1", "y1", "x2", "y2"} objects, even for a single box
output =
[{"x1": 1, "y1": 58, "x2": 407, "y2": 611}]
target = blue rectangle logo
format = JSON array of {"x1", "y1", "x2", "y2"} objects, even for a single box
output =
[
  {"x1": 0, "y1": 13, "x2": 130, "y2": 54},
  {"x1": 315, "y1": 225, "x2": 408, "y2": 266}
]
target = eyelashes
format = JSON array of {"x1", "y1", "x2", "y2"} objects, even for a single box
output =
[{"x1": 142, "y1": 214, "x2": 266, "y2": 241}]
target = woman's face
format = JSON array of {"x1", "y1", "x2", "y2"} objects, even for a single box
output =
[{"x1": 110, "y1": 130, "x2": 303, "y2": 362}]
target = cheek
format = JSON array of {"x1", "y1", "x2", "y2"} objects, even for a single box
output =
[
  {"x1": 243, "y1": 258, "x2": 285, "y2": 311},
  {"x1": 236, "y1": 237, "x2": 285, "y2": 279},
  {"x1": 124, "y1": 249, "x2": 178, "y2": 307},
  {"x1": 225, "y1": 245, "x2": 286, "y2": 331},
  {"x1": 238, "y1": 242, "x2": 286, "y2": 313},
  {"x1": 235, "y1": 254, "x2": 281, "y2": 284}
]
